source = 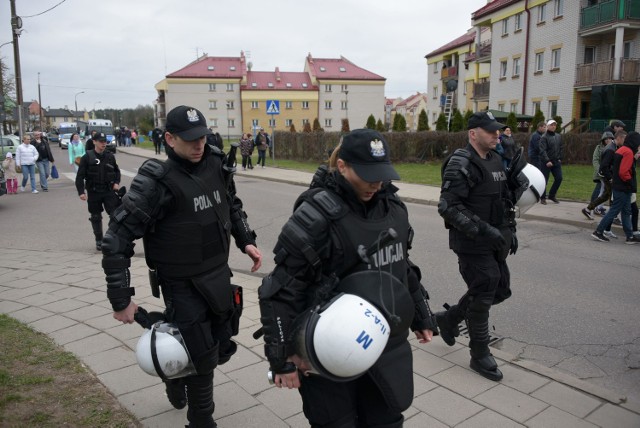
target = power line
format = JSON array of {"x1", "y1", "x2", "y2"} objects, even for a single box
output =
[{"x1": 21, "y1": 0, "x2": 68, "y2": 18}]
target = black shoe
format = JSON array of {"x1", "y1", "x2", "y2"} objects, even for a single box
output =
[
  {"x1": 165, "y1": 379, "x2": 187, "y2": 409},
  {"x1": 549, "y1": 196, "x2": 559, "y2": 204},
  {"x1": 435, "y1": 312, "x2": 458, "y2": 346},
  {"x1": 591, "y1": 230, "x2": 609, "y2": 242},
  {"x1": 95, "y1": 240, "x2": 102, "y2": 251},
  {"x1": 540, "y1": 198, "x2": 547, "y2": 205},
  {"x1": 470, "y1": 355, "x2": 503, "y2": 381},
  {"x1": 581, "y1": 208, "x2": 594, "y2": 220}
]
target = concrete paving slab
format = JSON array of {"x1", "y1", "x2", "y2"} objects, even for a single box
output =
[
  {"x1": 49, "y1": 284, "x2": 94, "y2": 299},
  {"x1": 474, "y1": 384, "x2": 549, "y2": 423},
  {"x1": 430, "y1": 365, "x2": 499, "y2": 398},
  {"x1": 284, "y1": 411, "x2": 311, "y2": 428},
  {"x1": 17, "y1": 292, "x2": 64, "y2": 307},
  {"x1": 29, "y1": 314, "x2": 77, "y2": 334},
  {"x1": 0, "y1": 285, "x2": 41, "y2": 300},
  {"x1": 457, "y1": 408, "x2": 526, "y2": 427},
  {"x1": 117, "y1": 382, "x2": 178, "y2": 421},
  {"x1": 527, "y1": 406, "x2": 599, "y2": 428},
  {"x1": 75, "y1": 290, "x2": 111, "y2": 304},
  {"x1": 216, "y1": 404, "x2": 290, "y2": 428},
  {"x1": 585, "y1": 402, "x2": 640, "y2": 428},
  {"x1": 9, "y1": 306, "x2": 54, "y2": 323},
  {"x1": 411, "y1": 347, "x2": 455, "y2": 378},
  {"x1": 403, "y1": 410, "x2": 449, "y2": 427},
  {"x1": 64, "y1": 304, "x2": 112, "y2": 323},
  {"x1": 412, "y1": 386, "x2": 484, "y2": 426},
  {"x1": 40, "y1": 297, "x2": 87, "y2": 313},
  {"x1": 499, "y1": 364, "x2": 551, "y2": 394},
  {"x1": 48, "y1": 322, "x2": 100, "y2": 346},
  {"x1": 140, "y1": 408, "x2": 186, "y2": 427},
  {"x1": 216, "y1": 344, "x2": 263, "y2": 374},
  {"x1": 210, "y1": 381, "x2": 260, "y2": 419},
  {"x1": 82, "y1": 346, "x2": 137, "y2": 375},
  {"x1": 63, "y1": 331, "x2": 122, "y2": 357},
  {"x1": 255, "y1": 384, "x2": 304, "y2": 420},
  {"x1": 531, "y1": 381, "x2": 602, "y2": 418},
  {"x1": 97, "y1": 364, "x2": 160, "y2": 397},
  {"x1": 226, "y1": 360, "x2": 271, "y2": 395},
  {"x1": 412, "y1": 373, "x2": 439, "y2": 396}
]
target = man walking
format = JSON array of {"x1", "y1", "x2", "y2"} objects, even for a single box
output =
[
  {"x1": 528, "y1": 121, "x2": 546, "y2": 170},
  {"x1": 32, "y1": 130, "x2": 55, "y2": 192},
  {"x1": 539, "y1": 119, "x2": 563, "y2": 204}
]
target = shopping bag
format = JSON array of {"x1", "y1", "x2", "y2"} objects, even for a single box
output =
[
  {"x1": 51, "y1": 164, "x2": 59, "y2": 179},
  {"x1": 15, "y1": 165, "x2": 22, "y2": 173}
]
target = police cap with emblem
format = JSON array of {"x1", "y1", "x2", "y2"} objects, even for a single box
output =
[
  {"x1": 467, "y1": 111, "x2": 506, "y2": 132},
  {"x1": 166, "y1": 105, "x2": 209, "y2": 140},
  {"x1": 339, "y1": 129, "x2": 400, "y2": 182},
  {"x1": 93, "y1": 132, "x2": 107, "y2": 142}
]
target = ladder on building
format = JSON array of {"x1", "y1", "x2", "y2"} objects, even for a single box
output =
[{"x1": 443, "y1": 92, "x2": 454, "y2": 131}]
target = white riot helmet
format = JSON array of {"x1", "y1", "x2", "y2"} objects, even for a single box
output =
[
  {"x1": 135, "y1": 322, "x2": 196, "y2": 380},
  {"x1": 515, "y1": 163, "x2": 545, "y2": 216},
  {"x1": 290, "y1": 293, "x2": 390, "y2": 382}
]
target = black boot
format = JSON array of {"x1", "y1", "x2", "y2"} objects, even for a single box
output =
[
  {"x1": 89, "y1": 214, "x2": 103, "y2": 251},
  {"x1": 165, "y1": 378, "x2": 187, "y2": 409},
  {"x1": 185, "y1": 373, "x2": 216, "y2": 428},
  {"x1": 466, "y1": 295, "x2": 503, "y2": 381},
  {"x1": 435, "y1": 303, "x2": 463, "y2": 346}
]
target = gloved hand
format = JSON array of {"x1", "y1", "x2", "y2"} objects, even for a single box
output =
[
  {"x1": 479, "y1": 221, "x2": 506, "y2": 250},
  {"x1": 510, "y1": 232, "x2": 518, "y2": 255}
]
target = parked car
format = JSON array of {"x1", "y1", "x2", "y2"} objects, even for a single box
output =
[
  {"x1": 0, "y1": 134, "x2": 20, "y2": 159},
  {"x1": 47, "y1": 132, "x2": 60, "y2": 143},
  {"x1": 0, "y1": 164, "x2": 6, "y2": 197}
]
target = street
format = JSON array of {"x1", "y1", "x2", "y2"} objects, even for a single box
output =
[{"x1": 2, "y1": 145, "x2": 639, "y2": 404}]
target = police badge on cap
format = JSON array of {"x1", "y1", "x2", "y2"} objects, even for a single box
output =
[
  {"x1": 339, "y1": 129, "x2": 400, "y2": 182},
  {"x1": 166, "y1": 105, "x2": 209, "y2": 140}
]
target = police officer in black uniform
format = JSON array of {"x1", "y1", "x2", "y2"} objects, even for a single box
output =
[
  {"x1": 101, "y1": 106, "x2": 262, "y2": 428},
  {"x1": 75, "y1": 132, "x2": 121, "y2": 251},
  {"x1": 436, "y1": 111, "x2": 519, "y2": 382},
  {"x1": 258, "y1": 129, "x2": 436, "y2": 428}
]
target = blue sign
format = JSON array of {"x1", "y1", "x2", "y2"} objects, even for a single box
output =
[{"x1": 266, "y1": 100, "x2": 280, "y2": 115}]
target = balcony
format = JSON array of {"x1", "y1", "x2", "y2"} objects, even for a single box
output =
[
  {"x1": 440, "y1": 66, "x2": 458, "y2": 80},
  {"x1": 575, "y1": 58, "x2": 640, "y2": 86},
  {"x1": 580, "y1": 0, "x2": 640, "y2": 31},
  {"x1": 472, "y1": 82, "x2": 490, "y2": 100}
]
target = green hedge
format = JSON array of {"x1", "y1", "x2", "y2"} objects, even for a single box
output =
[{"x1": 272, "y1": 130, "x2": 603, "y2": 164}]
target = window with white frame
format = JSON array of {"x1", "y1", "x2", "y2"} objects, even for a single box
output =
[
  {"x1": 209, "y1": 119, "x2": 218, "y2": 127},
  {"x1": 510, "y1": 103, "x2": 518, "y2": 112},
  {"x1": 551, "y1": 49, "x2": 561, "y2": 69},
  {"x1": 535, "y1": 52, "x2": 544, "y2": 72},
  {"x1": 324, "y1": 119, "x2": 332, "y2": 127},
  {"x1": 285, "y1": 101, "x2": 293, "y2": 109},
  {"x1": 251, "y1": 101, "x2": 259, "y2": 109},
  {"x1": 554, "y1": 0, "x2": 563, "y2": 17},
  {"x1": 341, "y1": 84, "x2": 348, "y2": 92},
  {"x1": 208, "y1": 83, "x2": 216, "y2": 92},
  {"x1": 226, "y1": 83, "x2": 234, "y2": 91},
  {"x1": 325, "y1": 84, "x2": 332, "y2": 92},
  {"x1": 502, "y1": 18, "x2": 509, "y2": 36},
  {"x1": 498, "y1": 104, "x2": 505, "y2": 112},
  {"x1": 538, "y1": 3, "x2": 546, "y2": 23},
  {"x1": 325, "y1": 101, "x2": 332, "y2": 110},
  {"x1": 208, "y1": 100, "x2": 217, "y2": 110},
  {"x1": 610, "y1": 42, "x2": 632, "y2": 59},
  {"x1": 302, "y1": 101, "x2": 309, "y2": 109},
  {"x1": 433, "y1": 86, "x2": 438, "y2": 99},
  {"x1": 302, "y1": 119, "x2": 309, "y2": 125},
  {"x1": 226, "y1": 101, "x2": 234, "y2": 109},
  {"x1": 341, "y1": 101, "x2": 348, "y2": 110},
  {"x1": 285, "y1": 119, "x2": 293, "y2": 127},
  {"x1": 269, "y1": 118, "x2": 276, "y2": 127},
  {"x1": 228, "y1": 119, "x2": 235, "y2": 128},
  {"x1": 532, "y1": 101, "x2": 541, "y2": 114},
  {"x1": 513, "y1": 57, "x2": 521, "y2": 76},
  {"x1": 514, "y1": 13, "x2": 522, "y2": 31},
  {"x1": 433, "y1": 62, "x2": 438, "y2": 73},
  {"x1": 500, "y1": 61, "x2": 508, "y2": 78},
  {"x1": 252, "y1": 119, "x2": 259, "y2": 127},
  {"x1": 549, "y1": 100, "x2": 558, "y2": 118}
]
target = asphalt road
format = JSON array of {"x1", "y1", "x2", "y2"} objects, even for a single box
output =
[{"x1": 2, "y1": 146, "x2": 639, "y2": 403}]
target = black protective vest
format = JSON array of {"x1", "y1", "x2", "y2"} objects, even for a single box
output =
[
  {"x1": 86, "y1": 150, "x2": 117, "y2": 191},
  {"x1": 144, "y1": 157, "x2": 231, "y2": 278}
]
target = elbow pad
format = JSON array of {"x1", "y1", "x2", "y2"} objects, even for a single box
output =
[
  {"x1": 438, "y1": 194, "x2": 481, "y2": 237},
  {"x1": 102, "y1": 255, "x2": 134, "y2": 312},
  {"x1": 410, "y1": 288, "x2": 438, "y2": 333},
  {"x1": 230, "y1": 208, "x2": 257, "y2": 251}
]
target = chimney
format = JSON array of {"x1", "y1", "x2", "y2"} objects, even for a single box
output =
[{"x1": 275, "y1": 67, "x2": 281, "y2": 82}]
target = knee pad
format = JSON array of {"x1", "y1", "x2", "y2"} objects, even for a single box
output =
[
  {"x1": 89, "y1": 214, "x2": 102, "y2": 223},
  {"x1": 180, "y1": 321, "x2": 219, "y2": 375}
]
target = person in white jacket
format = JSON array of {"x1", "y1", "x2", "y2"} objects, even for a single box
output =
[{"x1": 15, "y1": 135, "x2": 39, "y2": 193}]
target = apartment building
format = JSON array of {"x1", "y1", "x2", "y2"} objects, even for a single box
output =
[
  {"x1": 427, "y1": 0, "x2": 640, "y2": 132},
  {"x1": 154, "y1": 52, "x2": 386, "y2": 138},
  {"x1": 394, "y1": 92, "x2": 428, "y2": 131}
]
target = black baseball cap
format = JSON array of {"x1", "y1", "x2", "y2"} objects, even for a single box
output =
[
  {"x1": 339, "y1": 129, "x2": 400, "y2": 182},
  {"x1": 94, "y1": 132, "x2": 107, "y2": 142},
  {"x1": 611, "y1": 120, "x2": 626, "y2": 128},
  {"x1": 166, "y1": 105, "x2": 208, "y2": 140},
  {"x1": 467, "y1": 111, "x2": 506, "y2": 131}
]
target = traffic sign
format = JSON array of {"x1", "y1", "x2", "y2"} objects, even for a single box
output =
[{"x1": 266, "y1": 100, "x2": 280, "y2": 115}]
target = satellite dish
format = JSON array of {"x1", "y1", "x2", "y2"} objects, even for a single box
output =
[{"x1": 446, "y1": 80, "x2": 458, "y2": 92}]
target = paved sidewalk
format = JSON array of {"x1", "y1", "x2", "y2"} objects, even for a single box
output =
[{"x1": 1, "y1": 146, "x2": 638, "y2": 427}]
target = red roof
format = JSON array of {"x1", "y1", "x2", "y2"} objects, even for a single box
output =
[
  {"x1": 167, "y1": 55, "x2": 246, "y2": 78},
  {"x1": 306, "y1": 54, "x2": 385, "y2": 81},
  {"x1": 243, "y1": 69, "x2": 316, "y2": 91},
  {"x1": 472, "y1": 0, "x2": 521, "y2": 20},
  {"x1": 396, "y1": 93, "x2": 425, "y2": 107},
  {"x1": 425, "y1": 30, "x2": 475, "y2": 58}
]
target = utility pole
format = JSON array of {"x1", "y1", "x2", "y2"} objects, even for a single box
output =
[
  {"x1": 38, "y1": 72, "x2": 42, "y2": 129},
  {"x1": 10, "y1": 0, "x2": 24, "y2": 137}
]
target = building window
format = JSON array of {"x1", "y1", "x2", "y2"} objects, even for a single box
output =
[
  {"x1": 302, "y1": 101, "x2": 309, "y2": 109},
  {"x1": 551, "y1": 49, "x2": 561, "y2": 70},
  {"x1": 498, "y1": 104, "x2": 505, "y2": 112},
  {"x1": 549, "y1": 100, "x2": 558, "y2": 118},
  {"x1": 209, "y1": 119, "x2": 218, "y2": 127},
  {"x1": 252, "y1": 119, "x2": 259, "y2": 127},
  {"x1": 610, "y1": 42, "x2": 632, "y2": 59},
  {"x1": 433, "y1": 86, "x2": 438, "y2": 99},
  {"x1": 228, "y1": 119, "x2": 235, "y2": 128},
  {"x1": 584, "y1": 46, "x2": 595, "y2": 64},
  {"x1": 325, "y1": 84, "x2": 332, "y2": 92},
  {"x1": 269, "y1": 118, "x2": 276, "y2": 127},
  {"x1": 341, "y1": 85, "x2": 348, "y2": 92},
  {"x1": 554, "y1": 0, "x2": 563, "y2": 18},
  {"x1": 325, "y1": 101, "x2": 332, "y2": 110},
  {"x1": 538, "y1": 3, "x2": 546, "y2": 23},
  {"x1": 285, "y1": 119, "x2": 293, "y2": 127},
  {"x1": 208, "y1": 101, "x2": 217, "y2": 110},
  {"x1": 433, "y1": 62, "x2": 438, "y2": 73},
  {"x1": 251, "y1": 101, "x2": 259, "y2": 109},
  {"x1": 341, "y1": 101, "x2": 348, "y2": 110},
  {"x1": 324, "y1": 119, "x2": 332, "y2": 128},
  {"x1": 500, "y1": 61, "x2": 508, "y2": 78},
  {"x1": 226, "y1": 83, "x2": 234, "y2": 91},
  {"x1": 432, "y1": 113, "x2": 438, "y2": 123},
  {"x1": 510, "y1": 103, "x2": 518, "y2": 112},
  {"x1": 502, "y1": 18, "x2": 509, "y2": 36},
  {"x1": 532, "y1": 101, "x2": 541, "y2": 114},
  {"x1": 208, "y1": 83, "x2": 216, "y2": 92},
  {"x1": 514, "y1": 13, "x2": 522, "y2": 31},
  {"x1": 513, "y1": 57, "x2": 521, "y2": 77},
  {"x1": 285, "y1": 101, "x2": 293, "y2": 109},
  {"x1": 302, "y1": 119, "x2": 309, "y2": 125},
  {"x1": 226, "y1": 101, "x2": 234, "y2": 110},
  {"x1": 535, "y1": 52, "x2": 544, "y2": 72}
]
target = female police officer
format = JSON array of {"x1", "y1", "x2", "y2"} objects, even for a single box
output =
[{"x1": 258, "y1": 129, "x2": 436, "y2": 428}]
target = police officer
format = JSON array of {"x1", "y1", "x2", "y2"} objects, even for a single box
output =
[
  {"x1": 436, "y1": 111, "x2": 519, "y2": 382},
  {"x1": 75, "y1": 132, "x2": 121, "y2": 251},
  {"x1": 101, "y1": 105, "x2": 262, "y2": 428},
  {"x1": 258, "y1": 129, "x2": 436, "y2": 427}
]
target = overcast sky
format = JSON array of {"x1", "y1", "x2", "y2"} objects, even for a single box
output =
[{"x1": 2, "y1": 0, "x2": 488, "y2": 111}]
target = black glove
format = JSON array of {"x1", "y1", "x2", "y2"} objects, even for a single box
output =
[
  {"x1": 510, "y1": 232, "x2": 518, "y2": 255},
  {"x1": 479, "y1": 221, "x2": 506, "y2": 250}
]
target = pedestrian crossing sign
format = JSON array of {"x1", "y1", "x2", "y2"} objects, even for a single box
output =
[{"x1": 266, "y1": 100, "x2": 280, "y2": 115}]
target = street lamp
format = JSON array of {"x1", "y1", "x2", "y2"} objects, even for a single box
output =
[
  {"x1": 226, "y1": 101, "x2": 230, "y2": 142},
  {"x1": 93, "y1": 101, "x2": 101, "y2": 119},
  {"x1": 74, "y1": 91, "x2": 84, "y2": 117}
]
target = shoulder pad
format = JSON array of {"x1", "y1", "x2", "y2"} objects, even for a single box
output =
[
  {"x1": 139, "y1": 159, "x2": 168, "y2": 179},
  {"x1": 442, "y1": 149, "x2": 471, "y2": 178},
  {"x1": 208, "y1": 144, "x2": 225, "y2": 157},
  {"x1": 311, "y1": 190, "x2": 348, "y2": 220}
]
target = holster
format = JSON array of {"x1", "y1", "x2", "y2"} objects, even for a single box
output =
[
  {"x1": 148, "y1": 268, "x2": 160, "y2": 298},
  {"x1": 230, "y1": 285, "x2": 243, "y2": 336}
]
